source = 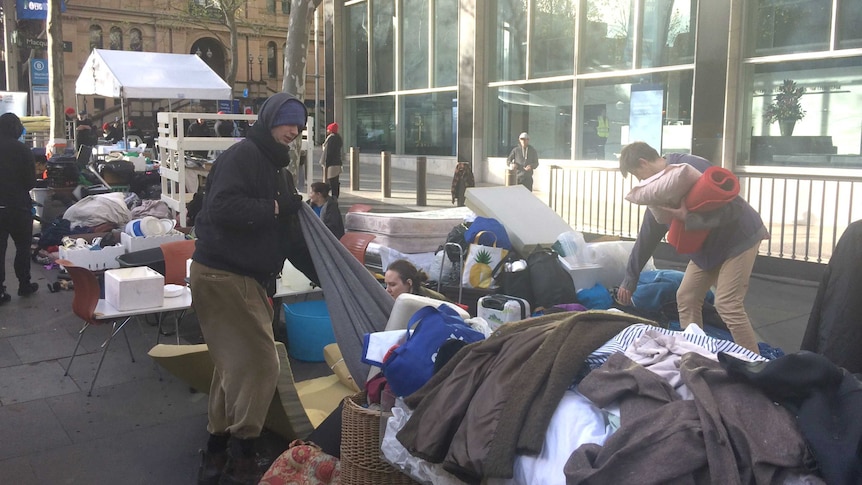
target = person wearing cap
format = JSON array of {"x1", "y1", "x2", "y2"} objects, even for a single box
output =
[
  {"x1": 319, "y1": 122, "x2": 343, "y2": 197},
  {"x1": 616, "y1": 141, "x2": 768, "y2": 354},
  {"x1": 506, "y1": 132, "x2": 539, "y2": 191},
  {"x1": 190, "y1": 92, "x2": 310, "y2": 484}
]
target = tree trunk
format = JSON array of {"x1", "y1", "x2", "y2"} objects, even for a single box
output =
[
  {"x1": 222, "y1": 9, "x2": 239, "y2": 91},
  {"x1": 282, "y1": 0, "x2": 322, "y2": 100},
  {"x1": 47, "y1": 0, "x2": 66, "y2": 157}
]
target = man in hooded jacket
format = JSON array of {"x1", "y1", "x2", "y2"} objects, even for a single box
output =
[{"x1": 190, "y1": 93, "x2": 308, "y2": 485}]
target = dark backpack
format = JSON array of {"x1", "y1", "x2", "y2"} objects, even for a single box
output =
[
  {"x1": 442, "y1": 221, "x2": 471, "y2": 263},
  {"x1": 527, "y1": 248, "x2": 577, "y2": 310},
  {"x1": 492, "y1": 251, "x2": 534, "y2": 306}
]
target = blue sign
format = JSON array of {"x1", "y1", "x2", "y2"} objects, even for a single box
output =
[
  {"x1": 17, "y1": 0, "x2": 66, "y2": 20},
  {"x1": 30, "y1": 59, "x2": 49, "y2": 86},
  {"x1": 218, "y1": 100, "x2": 232, "y2": 113}
]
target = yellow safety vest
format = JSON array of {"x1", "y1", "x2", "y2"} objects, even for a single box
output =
[{"x1": 597, "y1": 116, "x2": 609, "y2": 138}]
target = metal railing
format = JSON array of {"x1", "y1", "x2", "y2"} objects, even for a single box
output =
[{"x1": 548, "y1": 165, "x2": 862, "y2": 265}]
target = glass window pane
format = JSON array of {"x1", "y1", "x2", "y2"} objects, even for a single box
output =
[
  {"x1": 641, "y1": 0, "x2": 696, "y2": 67},
  {"x1": 89, "y1": 26, "x2": 103, "y2": 51},
  {"x1": 580, "y1": 71, "x2": 693, "y2": 158},
  {"x1": 372, "y1": 0, "x2": 396, "y2": 92},
  {"x1": 345, "y1": 4, "x2": 369, "y2": 95},
  {"x1": 580, "y1": 0, "x2": 634, "y2": 72},
  {"x1": 403, "y1": 92, "x2": 457, "y2": 155},
  {"x1": 129, "y1": 28, "x2": 142, "y2": 52},
  {"x1": 748, "y1": 0, "x2": 832, "y2": 56},
  {"x1": 434, "y1": 0, "x2": 458, "y2": 87},
  {"x1": 838, "y1": 0, "x2": 862, "y2": 49},
  {"x1": 110, "y1": 27, "x2": 123, "y2": 50},
  {"x1": 402, "y1": 0, "x2": 429, "y2": 90},
  {"x1": 741, "y1": 57, "x2": 862, "y2": 168},
  {"x1": 352, "y1": 97, "x2": 396, "y2": 153},
  {"x1": 487, "y1": 80, "x2": 573, "y2": 158},
  {"x1": 530, "y1": 0, "x2": 576, "y2": 77},
  {"x1": 267, "y1": 42, "x2": 277, "y2": 78},
  {"x1": 492, "y1": 0, "x2": 528, "y2": 81}
]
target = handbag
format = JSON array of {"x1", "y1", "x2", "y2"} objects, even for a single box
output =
[
  {"x1": 381, "y1": 305, "x2": 484, "y2": 397},
  {"x1": 462, "y1": 231, "x2": 509, "y2": 289}
]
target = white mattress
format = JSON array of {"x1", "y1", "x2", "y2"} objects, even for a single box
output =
[
  {"x1": 466, "y1": 185, "x2": 572, "y2": 254},
  {"x1": 345, "y1": 207, "x2": 473, "y2": 253}
]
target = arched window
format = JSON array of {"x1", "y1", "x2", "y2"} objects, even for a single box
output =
[
  {"x1": 130, "y1": 28, "x2": 143, "y2": 51},
  {"x1": 89, "y1": 25, "x2": 103, "y2": 51},
  {"x1": 109, "y1": 27, "x2": 123, "y2": 50},
  {"x1": 267, "y1": 42, "x2": 277, "y2": 78}
]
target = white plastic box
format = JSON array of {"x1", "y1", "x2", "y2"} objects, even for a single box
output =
[
  {"x1": 104, "y1": 266, "x2": 165, "y2": 311},
  {"x1": 59, "y1": 245, "x2": 126, "y2": 271},
  {"x1": 558, "y1": 256, "x2": 602, "y2": 292},
  {"x1": 121, "y1": 231, "x2": 186, "y2": 253}
]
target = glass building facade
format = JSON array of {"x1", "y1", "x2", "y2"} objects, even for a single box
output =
[{"x1": 333, "y1": 0, "x2": 862, "y2": 174}]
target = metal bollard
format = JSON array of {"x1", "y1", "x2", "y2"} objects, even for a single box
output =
[
  {"x1": 416, "y1": 156, "x2": 427, "y2": 206},
  {"x1": 350, "y1": 147, "x2": 360, "y2": 190},
  {"x1": 381, "y1": 151, "x2": 391, "y2": 198}
]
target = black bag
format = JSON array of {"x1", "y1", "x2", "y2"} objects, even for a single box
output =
[
  {"x1": 492, "y1": 251, "x2": 534, "y2": 306},
  {"x1": 527, "y1": 248, "x2": 577, "y2": 310},
  {"x1": 443, "y1": 221, "x2": 471, "y2": 263}
]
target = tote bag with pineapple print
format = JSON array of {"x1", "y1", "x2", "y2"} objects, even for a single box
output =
[{"x1": 462, "y1": 231, "x2": 509, "y2": 289}]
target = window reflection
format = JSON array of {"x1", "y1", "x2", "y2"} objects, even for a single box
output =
[
  {"x1": 530, "y1": 0, "x2": 575, "y2": 77},
  {"x1": 641, "y1": 0, "x2": 695, "y2": 67},
  {"x1": 351, "y1": 97, "x2": 396, "y2": 153},
  {"x1": 402, "y1": 0, "x2": 429, "y2": 90},
  {"x1": 89, "y1": 25, "x2": 103, "y2": 51},
  {"x1": 346, "y1": 4, "x2": 369, "y2": 95},
  {"x1": 749, "y1": 0, "x2": 831, "y2": 56},
  {"x1": 372, "y1": 0, "x2": 395, "y2": 93},
  {"x1": 488, "y1": 81, "x2": 573, "y2": 158},
  {"x1": 580, "y1": 0, "x2": 633, "y2": 72},
  {"x1": 129, "y1": 28, "x2": 142, "y2": 51},
  {"x1": 267, "y1": 42, "x2": 277, "y2": 78},
  {"x1": 403, "y1": 93, "x2": 457, "y2": 156},
  {"x1": 742, "y1": 57, "x2": 862, "y2": 167},
  {"x1": 493, "y1": 0, "x2": 528, "y2": 81},
  {"x1": 110, "y1": 27, "x2": 123, "y2": 50},
  {"x1": 434, "y1": 0, "x2": 458, "y2": 87}
]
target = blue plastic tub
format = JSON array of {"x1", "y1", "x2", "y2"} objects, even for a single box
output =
[{"x1": 283, "y1": 300, "x2": 336, "y2": 362}]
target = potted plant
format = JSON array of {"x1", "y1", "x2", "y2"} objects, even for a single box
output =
[{"x1": 763, "y1": 79, "x2": 806, "y2": 136}]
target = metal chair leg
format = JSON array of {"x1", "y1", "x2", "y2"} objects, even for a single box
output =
[
  {"x1": 65, "y1": 321, "x2": 90, "y2": 376},
  {"x1": 88, "y1": 318, "x2": 134, "y2": 397}
]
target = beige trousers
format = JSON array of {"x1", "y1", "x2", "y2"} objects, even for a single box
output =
[
  {"x1": 676, "y1": 243, "x2": 761, "y2": 354},
  {"x1": 190, "y1": 261, "x2": 279, "y2": 439}
]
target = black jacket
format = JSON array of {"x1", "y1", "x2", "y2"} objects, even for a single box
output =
[
  {"x1": 0, "y1": 114, "x2": 36, "y2": 211},
  {"x1": 321, "y1": 132, "x2": 343, "y2": 167},
  {"x1": 192, "y1": 93, "x2": 307, "y2": 282}
]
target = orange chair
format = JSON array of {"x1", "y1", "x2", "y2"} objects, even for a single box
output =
[
  {"x1": 339, "y1": 232, "x2": 376, "y2": 266},
  {"x1": 57, "y1": 259, "x2": 136, "y2": 397},
  {"x1": 158, "y1": 239, "x2": 196, "y2": 344},
  {"x1": 347, "y1": 203, "x2": 373, "y2": 213}
]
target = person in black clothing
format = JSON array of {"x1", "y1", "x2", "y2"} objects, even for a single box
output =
[
  {"x1": 0, "y1": 113, "x2": 39, "y2": 303},
  {"x1": 75, "y1": 111, "x2": 97, "y2": 149},
  {"x1": 307, "y1": 182, "x2": 344, "y2": 238},
  {"x1": 103, "y1": 121, "x2": 123, "y2": 144},
  {"x1": 187, "y1": 117, "x2": 211, "y2": 158},
  {"x1": 320, "y1": 122, "x2": 343, "y2": 198},
  {"x1": 190, "y1": 93, "x2": 308, "y2": 485}
]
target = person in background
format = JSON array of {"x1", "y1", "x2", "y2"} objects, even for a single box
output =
[
  {"x1": 320, "y1": 122, "x2": 343, "y2": 198},
  {"x1": 187, "y1": 117, "x2": 211, "y2": 158},
  {"x1": 103, "y1": 121, "x2": 123, "y2": 144},
  {"x1": 0, "y1": 113, "x2": 39, "y2": 304},
  {"x1": 214, "y1": 112, "x2": 237, "y2": 137},
  {"x1": 596, "y1": 107, "x2": 609, "y2": 159},
  {"x1": 190, "y1": 93, "x2": 307, "y2": 485},
  {"x1": 75, "y1": 110, "x2": 97, "y2": 149},
  {"x1": 616, "y1": 141, "x2": 768, "y2": 354},
  {"x1": 306, "y1": 182, "x2": 344, "y2": 239},
  {"x1": 384, "y1": 259, "x2": 448, "y2": 301},
  {"x1": 451, "y1": 161, "x2": 475, "y2": 207},
  {"x1": 506, "y1": 132, "x2": 539, "y2": 191}
]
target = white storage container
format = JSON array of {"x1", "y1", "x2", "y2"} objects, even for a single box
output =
[
  {"x1": 558, "y1": 256, "x2": 602, "y2": 292},
  {"x1": 59, "y1": 245, "x2": 126, "y2": 271},
  {"x1": 478, "y1": 294, "x2": 530, "y2": 330},
  {"x1": 121, "y1": 231, "x2": 186, "y2": 253},
  {"x1": 104, "y1": 266, "x2": 165, "y2": 310}
]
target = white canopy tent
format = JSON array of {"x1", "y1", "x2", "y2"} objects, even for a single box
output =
[{"x1": 75, "y1": 49, "x2": 232, "y2": 145}]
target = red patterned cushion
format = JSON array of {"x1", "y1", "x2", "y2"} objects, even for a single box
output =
[{"x1": 259, "y1": 440, "x2": 340, "y2": 485}]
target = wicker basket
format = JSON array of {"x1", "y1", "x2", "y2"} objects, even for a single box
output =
[{"x1": 340, "y1": 392, "x2": 418, "y2": 485}]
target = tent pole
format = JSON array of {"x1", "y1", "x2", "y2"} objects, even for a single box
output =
[{"x1": 121, "y1": 95, "x2": 128, "y2": 149}]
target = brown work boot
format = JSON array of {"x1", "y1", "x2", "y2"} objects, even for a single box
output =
[{"x1": 197, "y1": 448, "x2": 228, "y2": 485}]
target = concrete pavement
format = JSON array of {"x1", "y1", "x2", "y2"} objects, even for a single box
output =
[{"x1": 0, "y1": 161, "x2": 821, "y2": 483}]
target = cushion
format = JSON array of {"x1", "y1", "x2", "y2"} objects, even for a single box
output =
[
  {"x1": 666, "y1": 166, "x2": 740, "y2": 254},
  {"x1": 625, "y1": 163, "x2": 702, "y2": 221}
]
